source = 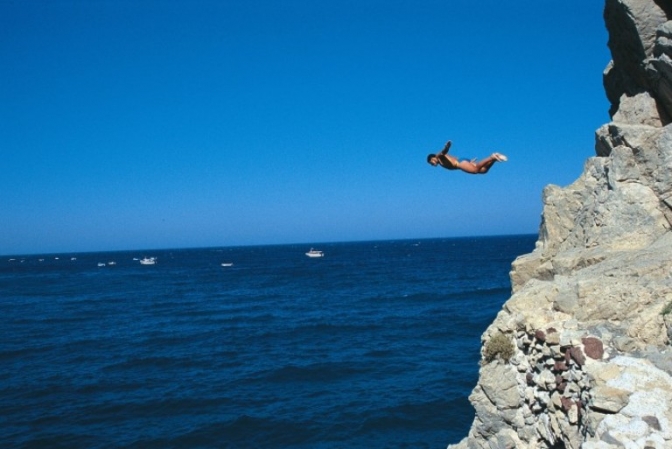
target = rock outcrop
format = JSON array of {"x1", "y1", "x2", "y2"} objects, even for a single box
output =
[{"x1": 449, "y1": 1, "x2": 672, "y2": 448}]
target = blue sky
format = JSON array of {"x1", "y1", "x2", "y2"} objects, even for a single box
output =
[{"x1": 1, "y1": 0, "x2": 610, "y2": 255}]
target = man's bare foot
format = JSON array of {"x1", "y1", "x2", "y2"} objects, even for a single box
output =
[{"x1": 493, "y1": 153, "x2": 508, "y2": 162}]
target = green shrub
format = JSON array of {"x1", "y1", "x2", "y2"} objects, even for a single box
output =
[
  {"x1": 662, "y1": 301, "x2": 672, "y2": 316},
  {"x1": 483, "y1": 332, "x2": 514, "y2": 363}
]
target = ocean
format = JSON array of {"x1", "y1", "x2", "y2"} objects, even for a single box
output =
[{"x1": 0, "y1": 235, "x2": 537, "y2": 449}]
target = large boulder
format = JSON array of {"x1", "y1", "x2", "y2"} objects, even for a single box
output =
[{"x1": 603, "y1": 0, "x2": 672, "y2": 121}]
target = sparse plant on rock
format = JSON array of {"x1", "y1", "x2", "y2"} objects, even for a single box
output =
[
  {"x1": 483, "y1": 332, "x2": 514, "y2": 363},
  {"x1": 662, "y1": 301, "x2": 672, "y2": 316},
  {"x1": 662, "y1": 302, "x2": 672, "y2": 344}
]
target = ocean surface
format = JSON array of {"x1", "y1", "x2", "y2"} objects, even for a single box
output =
[{"x1": 0, "y1": 235, "x2": 537, "y2": 449}]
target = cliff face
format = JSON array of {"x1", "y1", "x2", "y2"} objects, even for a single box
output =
[{"x1": 449, "y1": 1, "x2": 672, "y2": 448}]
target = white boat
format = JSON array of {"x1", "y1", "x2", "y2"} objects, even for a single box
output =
[
  {"x1": 97, "y1": 262, "x2": 106, "y2": 267},
  {"x1": 305, "y1": 248, "x2": 324, "y2": 258},
  {"x1": 108, "y1": 261, "x2": 116, "y2": 266},
  {"x1": 221, "y1": 263, "x2": 234, "y2": 267},
  {"x1": 139, "y1": 257, "x2": 156, "y2": 265}
]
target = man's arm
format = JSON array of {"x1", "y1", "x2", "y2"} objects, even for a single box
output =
[{"x1": 440, "y1": 140, "x2": 452, "y2": 155}]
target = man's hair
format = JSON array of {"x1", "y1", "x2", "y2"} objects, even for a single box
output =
[{"x1": 427, "y1": 154, "x2": 436, "y2": 164}]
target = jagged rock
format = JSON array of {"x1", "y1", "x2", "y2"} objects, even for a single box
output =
[
  {"x1": 584, "y1": 361, "x2": 622, "y2": 387},
  {"x1": 603, "y1": 0, "x2": 669, "y2": 118},
  {"x1": 590, "y1": 385, "x2": 630, "y2": 413},
  {"x1": 537, "y1": 370, "x2": 556, "y2": 391},
  {"x1": 583, "y1": 337, "x2": 605, "y2": 360},
  {"x1": 447, "y1": 1, "x2": 672, "y2": 448},
  {"x1": 642, "y1": 414, "x2": 662, "y2": 430},
  {"x1": 647, "y1": 26, "x2": 672, "y2": 123},
  {"x1": 546, "y1": 329, "x2": 560, "y2": 345},
  {"x1": 490, "y1": 428, "x2": 523, "y2": 449},
  {"x1": 612, "y1": 91, "x2": 666, "y2": 126},
  {"x1": 478, "y1": 363, "x2": 521, "y2": 411},
  {"x1": 561, "y1": 396, "x2": 577, "y2": 412},
  {"x1": 509, "y1": 252, "x2": 554, "y2": 292},
  {"x1": 559, "y1": 417, "x2": 582, "y2": 449},
  {"x1": 569, "y1": 347, "x2": 586, "y2": 367},
  {"x1": 536, "y1": 414, "x2": 555, "y2": 446},
  {"x1": 567, "y1": 403, "x2": 580, "y2": 425}
]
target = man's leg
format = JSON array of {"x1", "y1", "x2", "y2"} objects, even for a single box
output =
[
  {"x1": 475, "y1": 153, "x2": 507, "y2": 173},
  {"x1": 474, "y1": 156, "x2": 498, "y2": 174}
]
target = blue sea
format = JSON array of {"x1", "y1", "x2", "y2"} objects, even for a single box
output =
[{"x1": 0, "y1": 235, "x2": 536, "y2": 449}]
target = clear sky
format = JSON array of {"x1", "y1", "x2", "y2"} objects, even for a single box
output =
[{"x1": 1, "y1": 0, "x2": 611, "y2": 256}]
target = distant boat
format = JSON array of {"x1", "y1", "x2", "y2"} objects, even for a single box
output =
[
  {"x1": 108, "y1": 261, "x2": 116, "y2": 266},
  {"x1": 97, "y1": 262, "x2": 106, "y2": 267},
  {"x1": 305, "y1": 248, "x2": 324, "y2": 258},
  {"x1": 139, "y1": 257, "x2": 156, "y2": 265},
  {"x1": 221, "y1": 263, "x2": 234, "y2": 267}
]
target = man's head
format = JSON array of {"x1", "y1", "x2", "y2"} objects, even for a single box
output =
[{"x1": 427, "y1": 154, "x2": 438, "y2": 166}]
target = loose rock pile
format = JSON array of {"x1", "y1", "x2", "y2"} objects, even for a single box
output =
[
  {"x1": 512, "y1": 328, "x2": 605, "y2": 448},
  {"x1": 462, "y1": 326, "x2": 672, "y2": 449}
]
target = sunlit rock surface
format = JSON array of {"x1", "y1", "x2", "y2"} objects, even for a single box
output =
[{"x1": 449, "y1": 1, "x2": 672, "y2": 448}]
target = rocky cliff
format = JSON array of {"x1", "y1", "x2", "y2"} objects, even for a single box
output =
[{"x1": 449, "y1": 1, "x2": 672, "y2": 448}]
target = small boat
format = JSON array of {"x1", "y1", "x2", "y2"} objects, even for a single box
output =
[
  {"x1": 305, "y1": 248, "x2": 324, "y2": 258},
  {"x1": 221, "y1": 263, "x2": 234, "y2": 267},
  {"x1": 97, "y1": 262, "x2": 106, "y2": 267},
  {"x1": 108, "y1": 261, "x2": 116, "y2": 266},
  {"x1": 139, "y1": 257, "x2": 156, "y2": 265}
]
